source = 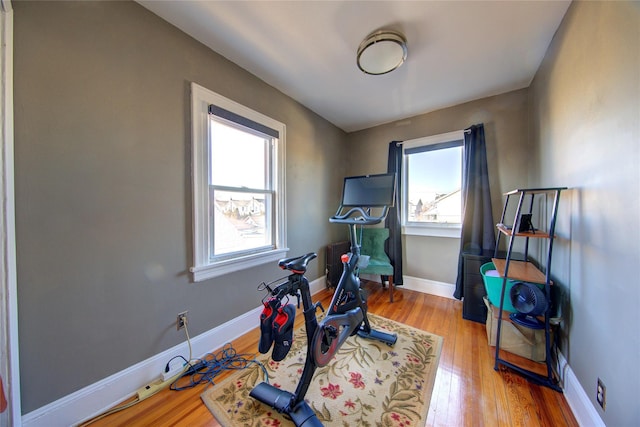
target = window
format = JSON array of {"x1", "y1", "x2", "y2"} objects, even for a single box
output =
[
  {"x1": 402, "y1": 130, "x2": 464, "y2": 238},
  {"x1": 191, "y1": 83, "x2": 287, "y2": 281}
]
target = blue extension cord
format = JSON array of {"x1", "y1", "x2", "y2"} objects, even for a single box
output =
[{"x1": 169, "y1": 343, "x2": 268, "y2": 391}]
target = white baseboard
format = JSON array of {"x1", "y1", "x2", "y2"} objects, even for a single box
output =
[
  {"x1": 556, "y1": 351, "x2": 605, "y2": 427},
  {"x1": 401, "y1": 275, "x2": 457, "y2": 300},
  {"x1": 22, "y1": 277, "x2": 326, "y2": 427},
  {"x1": 359, "y1": 273, "x2": 456, "y2": 300}
]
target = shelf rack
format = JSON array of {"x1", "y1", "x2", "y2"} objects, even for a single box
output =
[{"x1": 492, "y1": 187, "x2": 567, "y2": 392}]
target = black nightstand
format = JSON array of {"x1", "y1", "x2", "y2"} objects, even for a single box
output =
[{"x1": 462, "y1": 250, "x2": 493, "y2": 323}]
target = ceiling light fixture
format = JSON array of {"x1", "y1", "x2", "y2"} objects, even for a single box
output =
[{"x1": 357, "y1": 30, "x2": 408, "y2": 75}]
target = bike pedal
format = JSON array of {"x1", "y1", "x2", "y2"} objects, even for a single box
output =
[{"x1": 323, "y1": 325, "x2": 337, "y2": 338}]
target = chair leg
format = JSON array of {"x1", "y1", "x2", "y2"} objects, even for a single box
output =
[
  {"x1": 380, "y1": 275, "x2": 393, "y2": 302},
  {"x1": 378, "y1": 275, "x2": 395, "y2": 302}
]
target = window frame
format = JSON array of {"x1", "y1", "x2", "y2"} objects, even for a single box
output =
[
  {"x1": 401, "y1": 130, "x2": 465, "y2": 238},
  {"x1": 190, "y1": 82, "x2": 287, "y2": 281}
]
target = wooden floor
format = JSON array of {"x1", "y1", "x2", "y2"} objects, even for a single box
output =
[{"x1": 87, "y1": 282, "x2": 578, "y2": 426}]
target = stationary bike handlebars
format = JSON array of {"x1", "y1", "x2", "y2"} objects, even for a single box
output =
[{"x1": 329, "y1": 205, "x2": 389, "y2": 225}]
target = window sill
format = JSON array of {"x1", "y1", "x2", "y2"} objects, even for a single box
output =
[
  {"x1": 403, "y1": 224, "x2": 461, "y2": 239},
  {"x1": 191, "y1": 248, "x2": 289, "y2": 282}
]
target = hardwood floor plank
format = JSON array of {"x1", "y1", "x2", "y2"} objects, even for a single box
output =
[
  {"x1": 87, "y1": 282, "x2": 577, "y2": 427},
  {"x1": 478, "y1": 336, "x2": 503, "y2": 427}
]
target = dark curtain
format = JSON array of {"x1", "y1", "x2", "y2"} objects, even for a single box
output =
[
  {"x1": 454, "y1": 124, "x2": 495, "y2": 299},
  {"x1": 385, "y1": 141, "x2": 403, "y2": 285}
]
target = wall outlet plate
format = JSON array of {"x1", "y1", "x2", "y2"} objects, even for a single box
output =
[
  {"x1": 177, "y1": 311, "x2": 188, "y2": 330},
  {"x1": 596, "y1": 378, "x2": 606, "y2": 410}
]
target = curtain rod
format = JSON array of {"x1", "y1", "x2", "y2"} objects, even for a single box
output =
[{"x1": 395, "y1": 128, "x2": 471, "y2": 146}]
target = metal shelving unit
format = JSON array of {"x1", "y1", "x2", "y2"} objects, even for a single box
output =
[{"x1": 492, "y1": 187, "x2": 567, "y2": 392}]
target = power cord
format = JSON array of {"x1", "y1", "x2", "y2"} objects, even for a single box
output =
[
  {"x1": 78, "y1": 318, "x2": 268, "y2": 426},
  {"x1": 76, "y1": 397, "x2": 141, "y2": 426},
  {"x1": 78, "y1": 318, "x2": 194, "y2": 426},
  {"x1": 169, "y1": 343, "x2": 268, "y2": 391},
  {"x1": 164, "y1": 355, "x2": 189, "y2": 374}
]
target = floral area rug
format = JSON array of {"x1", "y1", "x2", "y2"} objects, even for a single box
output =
[{"x1": 201, "y1": 313, "x2": 443, "y2": 426}]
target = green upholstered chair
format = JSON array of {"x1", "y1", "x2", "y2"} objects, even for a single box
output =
[{"x1": 357, "y1": 227, "x2": 395, "y2": 302}]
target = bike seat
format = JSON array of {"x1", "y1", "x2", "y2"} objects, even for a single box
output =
[{"x1": 279, "y1": 252, "x2": 317, "y2": 274}]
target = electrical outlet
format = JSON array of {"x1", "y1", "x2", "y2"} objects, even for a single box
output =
[
  {"x1": 137, "y1": 370, "x2": 183, "y2": 401},
  {"x1": 177, "y1": 311, "x2": 188, "y2": 330},
  {"x1": 596, "y1": 378, "x2": 606, "y2": 410},
  {"x1": 137, "y1": 378, "x2": 166, "y2": 401}
]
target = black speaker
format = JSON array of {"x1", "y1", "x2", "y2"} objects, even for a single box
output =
[{"x1": 518, "y1": 214, "x2": 535, "y2": 233}]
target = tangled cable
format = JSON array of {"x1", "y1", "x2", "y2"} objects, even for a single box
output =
[{"x1": 170, "y1": 343, "x2": 268, "y2": 391}]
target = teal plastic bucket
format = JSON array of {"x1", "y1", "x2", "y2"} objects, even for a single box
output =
[
  {"x1": 480, "y1": 262, "x2": 545, "y2": 313},
  {"x1": 480, "y1": 262, "x2": 518, "y2": 312}
]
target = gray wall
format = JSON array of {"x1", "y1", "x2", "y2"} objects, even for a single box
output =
[
  {"x1": 13, "y1": 1, "x2": 640, "y2": 425},
  {"x1": 346, "y1": 89, "x2": 531, "y2": 283},
  {"x1": 529, "y1": 2, "x2": 639, "y2": 426},
  {"x1": 13, "y1": 1, "x2": 347, "y2": 412}
]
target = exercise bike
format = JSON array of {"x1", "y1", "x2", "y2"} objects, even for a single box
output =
[{"x1": 250, "y1": 173, "x2": 397, "y2": 426}]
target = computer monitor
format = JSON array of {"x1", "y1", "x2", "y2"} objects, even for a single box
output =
[{"x1": 340, "y1": 173, "x2": 396, "y2": 207}]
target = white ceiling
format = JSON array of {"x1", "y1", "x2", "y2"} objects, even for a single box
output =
[{"x1": 138, "y1": 1, "x2": 571, "y2": 133}]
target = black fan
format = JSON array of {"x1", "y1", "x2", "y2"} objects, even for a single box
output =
[{"x1": 509, "y1": 282, "x2": 548, "y2": 329}]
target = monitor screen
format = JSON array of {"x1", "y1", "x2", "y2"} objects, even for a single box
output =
[{"x1": 341, "y1": 173, "x2": 396, "y2": 207}]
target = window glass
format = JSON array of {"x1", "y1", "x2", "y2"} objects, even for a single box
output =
[
  {"x1": 210, "y1": 120, "x2": 268, "y2": 189},
  {"x1": 209, "y1": 118, "x2": 273, "y2": 258},
  {"x1": 406, "y1": 145, "x2": 462, "y2": 224},
  {"x1": 211, "y1": 190, "x2": 272, "y2": 254},
  {"x1": 402, "y1": 130, "x2": 464, "y2": 238}
]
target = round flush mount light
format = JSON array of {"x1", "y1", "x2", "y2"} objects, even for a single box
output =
[{"x1": 357, "y1": 30, "x2": 408, "y2": 75}]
